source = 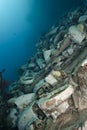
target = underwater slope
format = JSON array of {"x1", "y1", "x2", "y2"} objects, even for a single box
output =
[
  {"x1": 1, "y1": 5, "x2": 87, "y2": 130},
  {"x1": 0, "y1": 0, "x2": 80, "y2": 81}
]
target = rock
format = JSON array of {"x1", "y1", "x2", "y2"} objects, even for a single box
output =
[
  {"x1": 51, "y1": 70, "x2": 62, "y2": 78},
  {"x1": 28, "y1": 62, "x2": 36, "y2": 69},
  {"x1": 77, "y1": 59, "x2": 87, "y2": 111},
  {"x1": 81, "y1": 58, "x2": 87, "y2": 67},
  {"x1": 18, "y1": 106, "x2": 38, "y2": 130},
  {"x1": 8, "y1": 93, "x2": 35, "y2": 111},
  {"x1": 69, "y1": 25, "x2": 85, "y2": 44},
  {"x1": 7, "y1": 108, "x2": 18, "y2": 128},
  {"x1": 67, "y1": 48, "x2": 74, "y2": 55},
  {"x1": 7, "y1": 81, "x2": 18, "y2": 94},
  {"x1": 46, "y1": 27, "x2": 58, "y2": 37},
  {"x1": 33, "y1": 79, "x2": 45, "y2": 93},
  {"x1": 62, "y1": 50, "x2": 69, "y2": 58},
  {"x1": 36, "y1": 58, "x2": 45, "y2": 69},
  {"x1": 5, "y1": 7, "x2": 87, "y2": 130},
  {"x1": 18, "y1": 64, "x2": 28, "y2": 75},
  {"x1": 84, "y1": 120, "x2": 87, "y2": 129},
  {"x1": 43, "y1": 49, "x2": 53, "y2": 63},
  {"x1": 78, "y1": 15, "x2": 87, "y2": 23},
  {"x1": 77, "y1": 24, "x2": 84, "y2": 33},
  {"x1": 54, "y1": 30, "x2": 66, "y2": 45},
  {"x1": 26, "y1": 124, "x2": 34, "y2": 130}
]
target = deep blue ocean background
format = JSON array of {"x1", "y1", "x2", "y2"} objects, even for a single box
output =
[{"x1": 0, "y1": 0, "x2": 80, "y2": 81}]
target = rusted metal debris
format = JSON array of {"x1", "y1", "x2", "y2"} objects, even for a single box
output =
[{"x1": 1, "y1": 6, "x2": 87, "y2": 130}]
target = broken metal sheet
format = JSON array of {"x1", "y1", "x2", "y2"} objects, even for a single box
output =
[
  {"x1": 45, "y1": 74, "x2": 58, "y2": 86},
  {"x1": 40, "y1": 85, "x2": 74, "y2": 111}
]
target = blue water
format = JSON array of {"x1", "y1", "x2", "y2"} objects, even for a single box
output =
[{"x1": 0, "y1": 0, "x2": 80, "y2": 81}]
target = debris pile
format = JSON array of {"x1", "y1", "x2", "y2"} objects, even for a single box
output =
[{"x1": 1, "y1": 7, "x2": 87, "y2": 130}]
